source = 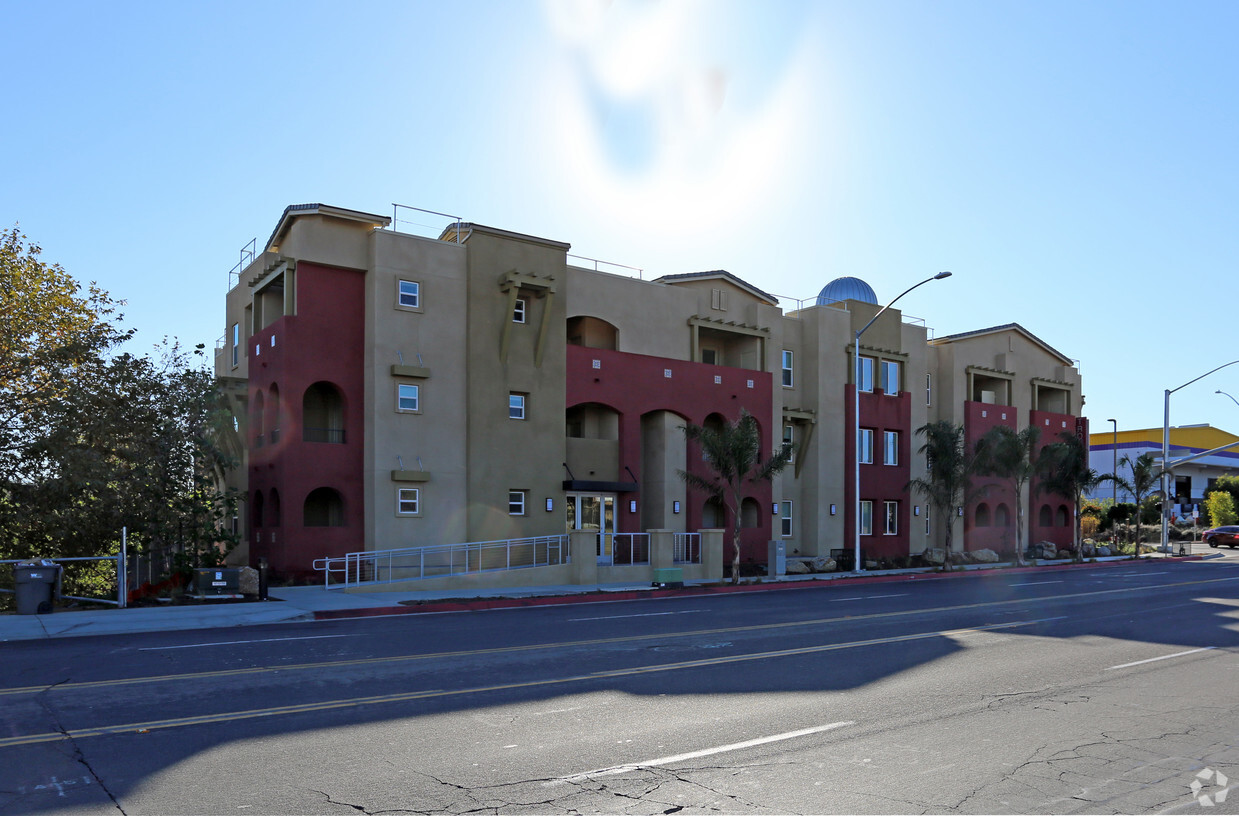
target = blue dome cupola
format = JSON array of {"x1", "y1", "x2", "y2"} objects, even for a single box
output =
[{"x1": 816, "y1": 276, "x2": 878, "y2": 306}]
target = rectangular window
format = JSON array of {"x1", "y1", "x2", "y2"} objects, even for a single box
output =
[
  {"x1": 711, "y1": 288, "x2": 727, "y2": 310},
  {"x1": 509, "y1": 393, "x2": 526, "y2": 420},
  {"x1": 397, "y1": 279, "x2": 420, "y2": 309},
  {"x1": 508, "y1": 490, "x2": 527, "y2": 515},
  {"x1": 926, "y1": 373, "x2": 933, "y2": 406},
  {"x1": 231, "y1": 323, "x2": 239, "y2": 367},
  {"x1": 513, "y1": 298, "x2": 527, "y2": 323},
  {"x1": 884, "y1": 501, "x2": 898, "y2": 535},
  {"x1": 925, "y1": 505, "x2": 931, "y2": 536},
  {"x1": 859, "y1": 428, "x2": 873, "y2": 464},
  {"x1": 783, "y1": 424, "x2": 795, "y2": 463},
  {"x1": 883, "y1": 430, "x2": 898, "y2": 466},
  {"x1": 781, "y1": 350, "x2": 793, "y2": 387},
  {"x1": 857, "y1": 355, "x2": 874, "y2": 392},
  {"x1": 781, "y1": 501, "x2": 793, "y2": 537},
  {"x1": 397, "y1": 383, "x2": 419, "y2": 412},
  {"x1": 397, "y1": 488, "x2": 420, "y2": 515},
  {"x1": 880, "y1": 360, "x2": 900, "y2": 395},
  {"x1": 701, "y1": 348, "x2": 717, "y2": 365},
  {"x1": 860, "y1": 500, "x2": 873, "y2": 536}
]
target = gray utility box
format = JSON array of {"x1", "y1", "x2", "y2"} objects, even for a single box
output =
[
  {"x1": 15, "y1": 560, "x2": 60, "y2": 615},
  {"x1": 193, "y1": 568, "x2": 241, "y2": 596}
]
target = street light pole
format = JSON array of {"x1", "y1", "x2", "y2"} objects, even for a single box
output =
[
  {"x1": 1162, "y1": 360, "x2": 1239, "y2": 549},
  {"x1": 1217, "y1": 390, "x2": 1239, "y2": 410},
  {"x1": 853, "y1": 271, "x2": 952, "y2": 573}
]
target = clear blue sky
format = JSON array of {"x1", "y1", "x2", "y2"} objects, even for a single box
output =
[{"x1": 4, "y1": 0, "x2": 1237, "y2": 432}]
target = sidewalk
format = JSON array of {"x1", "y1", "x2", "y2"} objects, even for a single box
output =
[{"x1": 0, "y1": 550, "x2": 1210, "y2": 643}]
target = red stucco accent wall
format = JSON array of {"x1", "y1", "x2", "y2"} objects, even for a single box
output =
[
  {"x1": 1029, "y1": 410, "x2": 1088, "y2": 551},
  {"x1": 963, "y1": 401, "x2": 1019, "y2": 554},
  {"x1": 844, "y1": 385, "x2": 912, "y2": 561},
  {"x1": 566, "y1": 345, "x2": 774, "y2": 564},
  {"x1": 247, "y1": 262, "x2": 366, "y2": 578}
]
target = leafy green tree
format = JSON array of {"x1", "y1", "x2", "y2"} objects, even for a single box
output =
[
  {"x1": 1038, "y1": 432, "x2": 1113, "y2": 562},
  {"x1": 1, "y1": 227, "x2": 238, "y2": 599},
  {"x1": 1111, "y1": 452, "x2": 1162, "y2": 554},
  {"x1": 679, "y1": 410, "x2": 788, "y2": 584},
  {"x1": 975, "y1": 425, "x2": 1046, "y2": 565},
  {"x1": 1203, "y1": 475, "x2": 1239, "y2": 526},
  {"x1": 908, "y1": 421, "x2": 985, "y2": 564},
  {"x1": 1205, "y1": 491, "x2": 1237, "y2": 528}
]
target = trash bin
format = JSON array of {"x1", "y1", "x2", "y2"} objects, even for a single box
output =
[{"x1": 15, "y1": 559, "x2": 60, "y2": 615}]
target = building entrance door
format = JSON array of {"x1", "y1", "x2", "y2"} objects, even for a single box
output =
[{"x1": 566, "y1": 493, "x2": 616, "y2": 565}]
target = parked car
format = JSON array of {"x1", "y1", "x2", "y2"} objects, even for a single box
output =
[{"x1": 1203, "y1": 526, "x2": 1239, "y2": 548}]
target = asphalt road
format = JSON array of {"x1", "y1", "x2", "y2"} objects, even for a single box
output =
[{"x1": 3, "y1": 556, "x2": 1239, "y2": 815}]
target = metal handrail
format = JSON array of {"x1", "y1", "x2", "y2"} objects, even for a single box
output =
[
  {"x1": 673, "y1": 533, "x2": 701, "y2": 564},
  {"x1": 314, "y1": 534, "x2": 571, "y2": 590}
]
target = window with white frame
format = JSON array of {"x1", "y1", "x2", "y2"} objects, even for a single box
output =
[
  {"x1": 925, "y1": 504, "x2": 930, "y2": 536},
  {"x1": 926, "y1": 373, "x2": 933, "y2": 406},
  {"x1": 231, "y1": 323, "x2": 239, "y2": 367},
  {"x1": 883, "y1": 430, "x2": 898, "y2": 465},
  {"x1": 884, "y1": 501, "x2": 898, "y2": 535},
  {"x1": 508, "y1": 490, "x2": 527, "y2": 515},
  {"x1": 783, "y1": 424, "x2": 795, "y2": 463},
  {"x1": 397, "y1": 488, "x2": 420, "y2": 515},
  {"x1": 781, "y1": 501, "x2": 793, "y2": 537},
  {"x1": 860, "y1": 500, "x2": 873, "y2": 535},
  {"x1": 859, "y1": 428, "x2": 874, "y2": 464},
  {"x1": 397, "y1": 279, "x2": 420, "y2": 309},
  {"x1": 513, "y1": 297, "x2": 527, "y2": 323},
  {"x1": 781, "y1": 350, "x2": 793, "y2": 387},
  {"x1": 880, "y1": 359, "x2": 900, "y2": 395},
  {"x1": 857, "y1": 355, "x2": 874, "y2": 392},
  {"x1": 509, "y1": 393, "x2": 526, "y2": 420},
  {"x1": 397, "y1": 383, "x2": 420, "y2": 412}
]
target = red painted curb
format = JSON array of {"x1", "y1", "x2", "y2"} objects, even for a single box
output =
[{"x1": 309, "y1": 555, "x2": 1203, "y2": 621}]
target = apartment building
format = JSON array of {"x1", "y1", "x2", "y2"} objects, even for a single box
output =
[{"x1": 215, "y1": 203, "x2": 1085, "y2": 581}]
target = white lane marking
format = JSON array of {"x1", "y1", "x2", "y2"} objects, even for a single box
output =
[
  {"x1": 550, "y1": 721, "x2": 856, "y2": 785},
  {"x1": 569, "y1": 610, "x2": 704, "y2": 622},
  {"x1": 1009, "y1": 581, "x2": 1063, "y2": 587},
  {"x1": 828, "y1": 594, "x2": 908, "y2": 602},
  {"x1": 137, "y1": 635, "x2": 354, "y2": 651},
  {"x1": 1106, "y1": 647, "x2": 1217, "y2": 671}
]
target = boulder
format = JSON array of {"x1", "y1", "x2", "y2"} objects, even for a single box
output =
[
  {"x1": 922, "y1": 548, "x2": 947, "y2": 565},
  {"x1": 1037, "y1": 542, "x2": 1058, "y2": 560},
  {"x1": 1056, "y1": 549, "x2": 1073, "y2": 560},
  {"x1": 972, "y1": 548, "x2": 999, "y2": 563},
  {"x1": 864, "y1": 559, "x2": 879, "y2": 570},
  {"x1": 810, "y1": 556, "x2": 836, "y2": 573},
  {"x1": 1096, "y1": 545, "x2": 1111, "y2": 557},
  {"x1": 238, "y1": 566, "x2": 259, "y2": 596},
  {"x1": 1080, "y1": 541, "x2": 1095, "y2": 558},
  {"x1": 785, "y1": 559, "x2": 811, "y2": 575}
]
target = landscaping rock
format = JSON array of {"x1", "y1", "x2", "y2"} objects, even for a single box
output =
[
  {"x1": 972, "y1": 548, "x2": 999, "y2": 563},
  {"x1": 1037, "y1": 542, "x2": 1058, "y2": 560},
  {"x1": 923, "y1": 548, "x2": 947, "y2": 565},
  {"x1": 1096, "y1": 545, "x2": 1111, "y2": 557},
  {"x1": 810, "y1": 556, "x2": 836, "y2": 573},
  {"x1": 785, "y1": 559, "x2": 811, "y2": 575},
  {"x1": 1056, "y1": 549, "x2": 1072, "y2": 560},
  {"x1": 238, "y1": 566, "x2": 259, "y2": 596}
]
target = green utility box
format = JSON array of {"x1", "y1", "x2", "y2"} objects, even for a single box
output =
[{"x1": 652, "y1": 567, "x2": 683, "y2": 589}]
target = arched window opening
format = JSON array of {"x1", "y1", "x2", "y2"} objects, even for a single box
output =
[
  {"x1": 1039, "y1": 504, "x2": 1053, "y2": 527},
  {"x1": 702, "y1": 496, "x2": 726, "y2": 528},
  {"x1": 1057, "y1": 505, "x2": 1070, "y2": 527},
  {"x1": 304, "y1": 487, "x2": 345, "y2": 527},
  {"x1": 303, "y1": 382, "x2": 345, "y2": 443},
  {"x1": 995, "y1": 503, "x2": 1010, "y2": 527},
  {"x1": 740, "y1": 497, "x2": 760, "y2": 529},
  {"x1": 566, "y1": 316, "x2": 619, "y2": 350},
  {"x1": 267, "y1": 385, "x2": 281, "y2": 444},
  {"x1": 252, "y1": 490, "x2": 265, "y2": 528},
  {"x1": 975, "y1": 503, "x2": 991, "y2": 527},
  {"x1": 269, "y1": 488, "x2": 282, "y2": 528}
]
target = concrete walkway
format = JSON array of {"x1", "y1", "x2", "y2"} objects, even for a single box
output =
[{"x1": 0, "y1": 550, "x2": 1209, "y2": 643}]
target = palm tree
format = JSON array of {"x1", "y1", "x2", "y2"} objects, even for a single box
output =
[
  {"x1": 679, "y1": 410, "x2": 789, "y2": 584},
  {"x1": 908, "y1": 421, "x2": 985, "y2": 567},
  {"x1": 1111, "y1": 452, "x2": 1161, "y2": 556},
  {"x1": 1038, "y1": 431, "x2": 1114, "y2": 562},
  {"x1": 975, "y1": 425, "x2": 1045, "y2": 565}
]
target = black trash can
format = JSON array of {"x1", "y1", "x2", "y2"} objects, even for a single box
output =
[{"x1": 15, "y1": 559, "x2": 60, "y2": 615}]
